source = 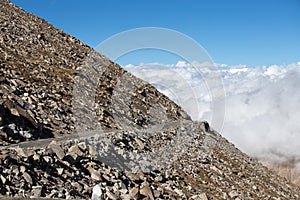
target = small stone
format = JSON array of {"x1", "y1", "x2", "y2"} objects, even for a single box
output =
[
  {"x1": 153, "y1": 190, "x2": 161, "y2": 198},
  {"x1": 71, "y1": 182, "x2": 83, "y2": 192},
  {"x1": 154, "y1": 175, "x2": 163, "y2": 182},
  {"x1": 119, "y1": 189, "x2": 128, "y2": 195},
  {"x1": 15, "y1": 147, "x2": 27, "y2": 157},
  {"x1": 77, "y1": 142, "x2": 87, "y2": 151},
  {"x1": 92, "y1": 184, "x2": 103, "y2": 200},
  {"x1": 119, "y1": 181, "x2": 127, "y2": 190},
  {"x1": 222, "y1": 192, "x2": 228, "y2": 199},
  {"x1": 229, "y1": 191, "x2": 239, "y2": 198},
  {"x1": 49, "y1": 143, "x2": 65, "y2": 160},
  {"x1": 211, "y1": 166, "x2": 222, "y2": 175},
  {"x1": 174, "y1": 188, "x2": 185, "y2": 197},
  {"x1": 129, "y1": 187, "x2": 139, "y2": 199},
  {"x1": 57, "y1": 168, "x2": 64, "y2": 175},
  {"x1": 199, "y1": 121, "x2": 210, "y2": 132},
  {"x1": 0, "y1": 175, "x2": 6, "y2": 184},
  {"x1": 20, "y1": 131, "x2": 32, "y2": 139},
  {"x1": 88, "y1": 145, "x2": 98, "y2": 157},
  {"x1": 0, "y1": 130, "x2": 6, "y2": 139},
  {"x1": 106, "y1": 190, "x2": 118, "y2": 200},
  {"x1": 20, "y1": 165, "x2": 26, "y2": 173},
  {"x1": 12, "y1": 167, "x2": 19, "y2": 176},
  {"x1": 68, "y1": 144, "x2": 84, "y2": 156},
  {"x1": 33, "y1": 154, "x2": 40, "y2": 161},
  {"x1": 23, "y1": 172, "x2": 33, "y2": 185},
  {"x1": 87, "y1": 166, "x2": 101, "y2": 181},
  {"x1": 199, "y1": 193, "x2": 208, "y2": 200},
  {"x1": 134, "y1": 137, "x2": 145, "y2": 150},
  {"x1": 120, "y1": 194, "x2": 131, "y2": 200},
  {"x1": 43, "y1": 156, "x2": 52, "y2": 163},
  {"x1": 140, "y1": 185, "x2": 154, "y2": 200},
  {"x1": 30, "y1": 185, "x2": 42, "y2": 198},
  {"x1": 23, "y1": 148, "x2": 34, "y2": 157},
  {"x1": 10, "y1": 108, "x2": 19, "y2": 116},
  {"x1": 102, "y1": 174, "x2": 110, "y2": 182}
]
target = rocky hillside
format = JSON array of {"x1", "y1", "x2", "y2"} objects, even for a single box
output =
[
  {"x1": 262, "y1": 159, "x2": 300, "y2": 186},
  {"x1": 0, "y1": 0, "x2": 300, "y2": 199},
  {"x1": 0, "y1": 0, "x2": 188, "y2": 145}
]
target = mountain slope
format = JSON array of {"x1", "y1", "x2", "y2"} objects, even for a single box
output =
[
  {"x1": 0, "y1": 0, "x2": 300, "y2": 199},
  {"x1": 0, "y1": 0, "x2": 189, "y2": 145}
]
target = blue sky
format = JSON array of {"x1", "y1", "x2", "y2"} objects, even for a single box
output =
[{"x1": 11, "y1": 0, "x2": 300, "y2": 66}]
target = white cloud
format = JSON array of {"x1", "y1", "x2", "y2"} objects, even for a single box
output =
[
  {"x1": 175, "y1": 61, "x2": 189, "y2": 67},
  {"x1": 228, "y1": 67, "x2": 248, "y2": 74},
  {"x1": 123, "y1": 61, "x2": 300, "y2": 164}
]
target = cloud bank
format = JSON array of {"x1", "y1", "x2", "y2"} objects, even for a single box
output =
[{"x1": 123, "y1": 61, "x2": 300, "y2": 163}]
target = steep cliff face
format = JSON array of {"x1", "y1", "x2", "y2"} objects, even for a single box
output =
[{"x1": 0, "y1": 1, "x2": 300, "y2": 199}]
